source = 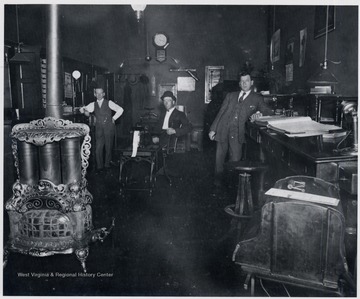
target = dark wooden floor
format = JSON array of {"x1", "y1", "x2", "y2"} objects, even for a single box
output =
[{"x1": 2, "y1": 145, "x2": 355, "y2": 296}]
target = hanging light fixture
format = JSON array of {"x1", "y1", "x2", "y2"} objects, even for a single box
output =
[
  {"x1": 131, "y1": 4, "x2": 147, "y2": 22},
  {"x1": 307, "y1": 6, "x2": 338, "y2": 86},
  {"x1": 145, "y1": 31, "x2": 152, "y2": 61},
  {"x1": 72, "y1": 70, "x2": 81, "y2": 112},
  {"x1": 10, "y1": 5, "x2": 30, "y2": 64}
]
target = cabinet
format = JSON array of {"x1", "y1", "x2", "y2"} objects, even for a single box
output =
[
  {"x1": 8, "y1": 43, "x2": 108, "y2": 121},
  {"x1": 263, "y1": 94, "x2": 310, "y2": 117},
  {"x1": 9, "y1": 46, "x2": 43, "y2": 121},
  {"x1": 307, "y1": 94, "x2": 357, "y2": 125}
]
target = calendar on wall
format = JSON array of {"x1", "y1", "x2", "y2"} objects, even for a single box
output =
[{"x1": 204, "y1": 66, "x2": 224, "y2": 104}]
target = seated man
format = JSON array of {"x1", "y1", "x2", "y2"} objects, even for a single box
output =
[{"x1": 154, "y1": 91, "x2": 192, "y2": 150}]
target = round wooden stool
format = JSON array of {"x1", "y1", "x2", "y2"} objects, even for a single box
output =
[{"x1": 224, "y1": 161, "x2": 268, "y2": 238}]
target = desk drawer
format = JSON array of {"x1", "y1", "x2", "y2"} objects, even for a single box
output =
[
  {"x1": 248, "y1": 126, "x2": 261, "y2": 143},
  {"x1": 288, "y1": 152, "x2": 313, "y2": 175},
  {"x1": 338, "y1": 162, "x2": 358, "y2": 195},
  {"x1": 263, "y1": 138, "x2": 289, "y2": 164}
]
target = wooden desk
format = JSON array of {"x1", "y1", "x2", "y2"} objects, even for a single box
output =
[
  {"x1": 246, "y1": 121, "x2": 358, "y2": 282},
  {"x1": 246, "y1": 121, "x2": 357, "y2": 184},
  {"x1": 118, "y1": 145, "x2": 170, "y2": 196}
]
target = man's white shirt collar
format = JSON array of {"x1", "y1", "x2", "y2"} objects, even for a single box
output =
[
  {"x1": 166, "y1": 107, "x2": 176, "y2": 114},
  {"x1": 97, "y1": 98, "x2": 104, "y2": 107},
  {"x1": 239, "y1": 90, "x2": 251, "y2": 101},
  {"x1": 240, "y1": 90, "x2": 251, "y2": 97},
  {"x1": 162, "y1": 107, "x2": 176, "y2": 129}
]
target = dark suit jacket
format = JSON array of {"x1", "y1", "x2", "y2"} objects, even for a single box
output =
[
  {"x1": 155, "y1": 108, "x2": 192, "y2": 147},
  {"x1": 210, "y1": 90, "x2": 272, "y2": 143}
]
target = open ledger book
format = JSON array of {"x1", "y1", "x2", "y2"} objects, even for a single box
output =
[{"x1": 266, "y1": 116, "x2": 345, "y2": 137}]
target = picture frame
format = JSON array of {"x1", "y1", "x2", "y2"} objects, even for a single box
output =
[
  {"x1": 285, "y1": 37, "x2": 295, "y2": 65},
  {"x1": 204, "y1": 65, "x2": 224, "y2": 104},
  {"x1": 314, "y1": 6, "x2": 335, "y2": 39},
  {"x1": 299, "y1": 28, "x2": 307, "y2": 67},
  {"x1": 158, "y1": 83, "x2": 177, "y2": 102},
  {"x1": 270, "y1": 29, "x2": 281, "y2": 64}
]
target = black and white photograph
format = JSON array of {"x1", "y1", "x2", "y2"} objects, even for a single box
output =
[{"x1": 2, "y1": 2, "x2": 358, "y2": 297}]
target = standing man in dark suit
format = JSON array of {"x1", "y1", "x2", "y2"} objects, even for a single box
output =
[
  {"x1": 209, "y1": 71, "x2": 273, "y2": 187},
  {"x1": 156, "y1": 91, "x2": 192, "y2": 149},
  {"x1": 80, "y1": 86, "x2": 124, "y2": 172}
]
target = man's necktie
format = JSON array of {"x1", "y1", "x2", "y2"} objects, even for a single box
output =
[{"x1": 238, "y1": 93, "x2": 245, "y2": 102}]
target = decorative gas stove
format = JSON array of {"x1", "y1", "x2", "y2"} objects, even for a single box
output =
[{"x1": 4, "y1": 117, "x2": 113, "y2": 272}]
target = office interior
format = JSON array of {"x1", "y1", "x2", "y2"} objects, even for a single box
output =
[{"x1": 2, "y1": 4, "x2": 358, "y2": 297}]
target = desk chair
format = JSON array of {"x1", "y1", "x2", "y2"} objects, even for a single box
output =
[{"x1": 232, "y1": 175, "x2": 355, "y2": 296}]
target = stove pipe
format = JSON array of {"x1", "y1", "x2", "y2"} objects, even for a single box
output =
[{"x1": 45, "y1": 4, "x2": 63, "y2": 118}]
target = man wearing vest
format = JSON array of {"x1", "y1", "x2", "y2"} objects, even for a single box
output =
[
  {"x1": 80, "y1": 86, "x2": 124, "y2": 172},
  {"x1": 208, "y1": 71, "x2": 273, "y2": 188}
]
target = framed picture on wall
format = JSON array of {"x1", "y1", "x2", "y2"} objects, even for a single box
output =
[
  {"x1": 158, "y1": 83, "x2": 177, "y2": 102},
  {"x1": 299, "y1": 28, "x2": 307, "y2": 67},
  {"x1": 314, "y1": 6, "x2": 335, "y2": 39},
  {"x1": 285, "y1": 37, "x2": 295, "y2": 65},
  {"x1": 64, "y1": 72, "x2": 73, "y2": 99},
  {"x1": 204, "y1": 66, "x2": 224, "y2": 104},
  {"x1": 270, "y1": 29, "x2": 281, "y2": 64}
]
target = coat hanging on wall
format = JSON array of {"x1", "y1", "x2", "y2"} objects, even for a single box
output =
[
  {"x1": 139, "y1": 75, "x2": 149, "y2": 109},
  {"x1": 123, "y1": 81, "x2": 133, "y2": 136}
]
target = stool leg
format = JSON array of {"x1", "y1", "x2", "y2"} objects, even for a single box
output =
[
  {"x1": 244, "y1": 273, "x2": 251, "y2": 290},
  {"x1": 235, "y1": 174, "x2": 243, "y2": 215},
  {"x1": 246, "y1": 174, "x2": 254, "y2": 215},
  {"x1": 258, "y1": 170, "x2": 266, "y2": 208},
  {"x1": 244, "y1": 273, "x2": 256, "y2": 296},
  {"x1": 236, "y1": 220, "x2": 243, "y2": 241},
  {"x1": 251, "y1": 275, "x2": 255, "y2": 296},
  {"x1": 239, "y1": 173, "x2": 246, "y2": 215},
  {"x1": 234, "y1": 173, "x2": 246, "y2": 239}
]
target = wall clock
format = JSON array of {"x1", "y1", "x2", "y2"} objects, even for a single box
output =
[
  {"x1": 153, "y1": 32, "x2": 169, "y2": 63},
  {"x1": 153, "y1": 32, "x2": 169, "y2": 48}
]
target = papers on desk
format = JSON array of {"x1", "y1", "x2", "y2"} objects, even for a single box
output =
[
  {"x1": 254, "y1": 115, "x2": 287, "y2": 126},
  {"x1": 131, "y1": 130, "x2": 140, "y2": 157},
  {"x1": 267, "y1": 116, "x2": 344, "y2": 137},
  {"x1": 265, "y1": 188, "x2": 339, "y2": 206}
]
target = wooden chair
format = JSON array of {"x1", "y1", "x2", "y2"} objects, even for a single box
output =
[{"x1": 232, "y1": 175, "x2": 356, "y2": 296}]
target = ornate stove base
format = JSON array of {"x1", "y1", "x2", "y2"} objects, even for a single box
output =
[{"x1": 4, "y1": 218, "x2": 115, "y2": 272}]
